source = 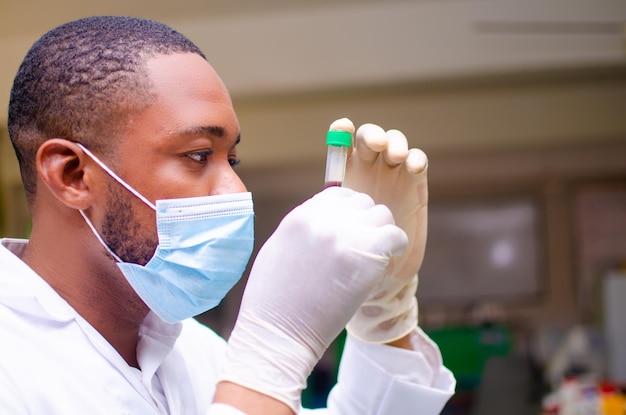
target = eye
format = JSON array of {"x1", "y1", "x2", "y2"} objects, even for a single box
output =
[
  {"x1": 186, "y1": 150, "x2": 213, "y2": 163},
  {"x1": 229, "y1": 158, "x2": 241, "y2": 167}
]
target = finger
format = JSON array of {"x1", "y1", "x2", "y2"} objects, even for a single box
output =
[
  {"x1": 405, "y1": 148, "x2": 429, "y2": 174},
  {"x1": 329, "y1": 118, "x2": 355, "y2": 135},
  {"x1": 355, "y1": 123, "x2": 387, "y2": 163},
  {"x1": 357, "y1": 224, "x2": 409, "y2": 259},
  {"x1": 383, "y1": 129, "x2": 409, "y2": 166},
  {"x1": 351, "y1": 203, "x2": 397, "y2": 228}
]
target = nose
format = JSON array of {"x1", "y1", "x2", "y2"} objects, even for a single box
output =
[{"x1": 210, "y1": 165, "x2": 247, "y2": 195}]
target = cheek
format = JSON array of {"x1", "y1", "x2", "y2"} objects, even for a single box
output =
[
  {"x1": 101, "y1": 191, "x2": 158, "y2": 264},
  {"x1": 136, "y1": 203, "x2": 158, "y2": 231},
  {"x1": 122, "y1": 158, "x2": 188, "y2": 201},
  {"x1": 154, "y1": 162, "x2": 242, "y2": 198}
]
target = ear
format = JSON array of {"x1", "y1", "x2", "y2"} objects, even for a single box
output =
[{"x1": 36, "y1": 139, "x2": 96, "y2": 210}]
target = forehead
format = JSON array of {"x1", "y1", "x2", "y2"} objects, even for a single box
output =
[
  {"x1": 121, "y1": 52, "x2": 239, "y2": 145},
  {"x1": 146, "y1": 52, "x2": 233, "y2": 107}
]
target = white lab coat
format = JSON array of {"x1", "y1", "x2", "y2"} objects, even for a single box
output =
[{"x1": 0, "y1": 238, "x2": 455, "y2": 414}]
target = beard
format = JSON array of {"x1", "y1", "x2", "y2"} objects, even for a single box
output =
[{"x1": 100, "y1": 181, "x2": 158, "y2": 266}]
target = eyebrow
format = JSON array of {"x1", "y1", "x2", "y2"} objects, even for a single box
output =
[{"x1": 177, "y1": 125, "x2": 241, "y2": 145}]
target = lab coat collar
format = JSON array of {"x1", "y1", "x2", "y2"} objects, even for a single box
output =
[
  {"x1": 138, "y1": 311, "x2": 182, "y2": 381},
  {"x1": 0, "y1": 238, "x2": 76, "y2": 323}
]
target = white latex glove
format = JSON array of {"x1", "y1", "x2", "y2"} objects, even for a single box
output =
[
  {"x1": 340, "y1": 118, "x2": 429, "y2": 344},
  {"x1": 218, "y1": 186, "x2": 408, "y2": 412}
]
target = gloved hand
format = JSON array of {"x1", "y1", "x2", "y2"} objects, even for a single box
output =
[
  {"x1": 340, "y1": 118, "x2": 429, "y2": 344},
  {"x1": 218, "y1": 187, "x2": 409, "y2": 412}
]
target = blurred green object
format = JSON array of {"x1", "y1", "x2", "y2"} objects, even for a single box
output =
[{"x1": 427, "y1": 324, "x2": 513, "y2": 390}]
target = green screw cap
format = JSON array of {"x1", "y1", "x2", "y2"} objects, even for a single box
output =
[{"x1": 326, "y1": 130, "x2": 352, "y2": 147}]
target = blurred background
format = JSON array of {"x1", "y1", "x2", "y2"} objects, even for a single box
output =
[{"x1": 1, "y1": 0, "x2": 626, "y2": 413}]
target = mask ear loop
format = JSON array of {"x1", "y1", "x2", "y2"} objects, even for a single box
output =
[
  {"x1": 76, "y1": 143, "x2": 157, "y2": 211},
  {"x1": 79, "y1": 209, "x2": 124, "y2": 263}
]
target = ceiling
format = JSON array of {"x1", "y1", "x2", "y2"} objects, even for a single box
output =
[
  {"x1": 3, "y1": 0, "x2": 625, "y2": 99},
  {"x1": 0, "y1": 0, "x2": 389, "y2": 39}
]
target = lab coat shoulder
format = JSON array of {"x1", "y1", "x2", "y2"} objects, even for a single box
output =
[{"x1": 178, "y1": 318, "x2": 228, "y2": 362}]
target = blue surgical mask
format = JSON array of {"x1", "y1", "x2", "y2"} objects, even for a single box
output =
[{"x1": 77, "y1": 144, "x2": 254, "y2": 323}]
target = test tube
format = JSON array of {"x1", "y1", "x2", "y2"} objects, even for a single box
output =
[{"x1": 324, "y1": 130, "x2": 351, "y2": 188}]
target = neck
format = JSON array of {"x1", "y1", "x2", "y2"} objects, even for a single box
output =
[{"x1": 22, "y1": 224, "x2": 149, "y2": 368}]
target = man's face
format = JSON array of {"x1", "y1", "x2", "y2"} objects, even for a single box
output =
[{"x1": 101, "y1": 53, "x2": 245, "y2": 264}]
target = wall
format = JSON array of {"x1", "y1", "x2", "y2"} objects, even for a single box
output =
[
  {"x1": 201, "y1": 67, "x2": 626, "y2": 337},
  {"x1": 230, "y1": 67, "x2": 626, "y2": 168}
]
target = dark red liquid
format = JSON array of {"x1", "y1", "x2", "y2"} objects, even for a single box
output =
[{"x1": 324, "y1": 181, "x2": 342, "y2": 188}]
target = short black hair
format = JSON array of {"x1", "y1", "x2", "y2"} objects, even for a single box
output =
[{"x1": 7, "y1": 16, "x2": 206, "y2": 203}]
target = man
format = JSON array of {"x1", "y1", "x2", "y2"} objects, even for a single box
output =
[{"x1": 1, "y1": 16, "x2": 455, "y2": 414}]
